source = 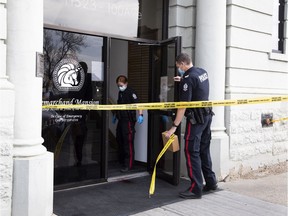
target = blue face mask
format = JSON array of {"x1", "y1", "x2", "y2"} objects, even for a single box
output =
[{"x1": 178, "y1": 68, "x2": 185, "y2": 76}]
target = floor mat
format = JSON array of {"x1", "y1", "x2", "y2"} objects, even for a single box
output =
[{"x1": 54, "y1": 175, "x2": 190, "y2": 216}]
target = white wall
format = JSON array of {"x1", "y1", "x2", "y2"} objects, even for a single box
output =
[
  {"x1": 109, "y1": 39, "x2": 129, "y2": 104},
  {"x1": 44, "y1": 0, "x2": 139, "y2": 38},
  {"x1": 226, "y1": 0, "x2": 288, "y2": 174},
  {"x1": 6, "y1": 0, "x2": 54, "y2": 215},
  {"x1": 109, "y1": 39, "x2": 128, "y2": 141},
  {"x1": 0, "y1": 0, "x2": 13, "y2": 215},
  {"x1": 109, "y1": 39, "x2": 148, "y2": 163}
]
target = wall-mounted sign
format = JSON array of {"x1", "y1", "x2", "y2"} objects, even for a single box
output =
[
  {"x1": 36, "y1": 52, "x2": 44, "y2": 77},
  {"x1": 44, "y1": 0, "x2": 139, "y2": 37},
  {"x1": 261, "y1": 113, "x2": 273, "y2": 128},
  {"x1": 53, "y1": 59, "x2": 85, "y2": 92}
]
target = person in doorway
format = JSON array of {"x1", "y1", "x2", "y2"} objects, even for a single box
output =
[
  {"x1": 165, "y1": 53, "x2": 217, "y2": 199},
  {"x1": 113, "y1": 75, "x2": 144, "y2": 172}
]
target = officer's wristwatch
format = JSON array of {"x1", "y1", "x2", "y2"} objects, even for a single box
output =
[{"x1": 172, "y1": 122, "x2": 178, "y2": 128}]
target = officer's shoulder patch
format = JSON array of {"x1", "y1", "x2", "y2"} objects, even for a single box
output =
[
  {"x1": 132, "y1": 93, "x2": 137, "y2": 99},
  {"x1": 183, "y1": 83, "x2": 188, "y2": 91}
]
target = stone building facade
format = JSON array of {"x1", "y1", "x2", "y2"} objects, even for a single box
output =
[
  {"x1": 1, "y1": 0, "x2": 53, "y2": 215},
  {"x1": 0, "y1": 0, "x2": 287, "y2": 215},
  {"x1": 169, "y1": 0, "x2": 288, "y2": 178},
  {"x1": 0, "y1": 0, "x2": 13, "y2": 215}
]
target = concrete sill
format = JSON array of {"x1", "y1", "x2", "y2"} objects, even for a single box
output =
[{"x1": 268, "y1": 52, "x2": 288, "y2": 62}]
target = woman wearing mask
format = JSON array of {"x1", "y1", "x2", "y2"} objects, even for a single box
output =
[{"x1": 113, "y1": 75, "x2": 143, "y2": 172}]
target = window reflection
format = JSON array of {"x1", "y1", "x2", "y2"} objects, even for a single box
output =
[
  {"x1": 138, "y1": 0, "x2": 163, "y2": 40},
  {"x1": 42, "y1": 29, "x2": 104, "y2": 185}
]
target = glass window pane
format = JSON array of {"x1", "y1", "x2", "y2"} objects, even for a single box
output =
[
  {"x1": 42, "y1": 29, "x2": 104, "y2": 185},
  {"x1": 138, "y1": 0, "x2": 163, "y2": 40},
  {"x1": 272, "y1": 1, "x2": 279, "y2": 51}
]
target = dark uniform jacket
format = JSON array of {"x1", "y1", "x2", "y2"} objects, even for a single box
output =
[
  {"x1": 117, "y1": 87, "x2": 139, "y2": 122},
  {"x1": 180, "y1": 66, "x2": 211, "y2": 124},
  {"x1": 179, "y1": 66, "x2": 209, "y2": 102}
]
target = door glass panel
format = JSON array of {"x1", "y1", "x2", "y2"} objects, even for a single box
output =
[
  {"x1": 42, "y1": 29, "x2": 104, "y2": 185},
  {"x1": 159, "y1": 43, "x2": 177, "y2": 176},
  {"x1": 149, "y1": 37, "x2": 180, "y2": 185}
]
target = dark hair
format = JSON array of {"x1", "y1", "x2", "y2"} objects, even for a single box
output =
[
  {"x1": 175, "y1": 53, "x2": 192, "y2": 65},
  {"x1": 116, "y1": 75, "x2": 128, "y2": 84}
]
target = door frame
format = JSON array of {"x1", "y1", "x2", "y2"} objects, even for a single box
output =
[
  {"x1": 105, "y1": 36, "x2": 182, "y2": 185},
  {"x1": 148, "y1": 36, "x2": 182, "y2": 185},
  {"x1": 104, "y1": 36, "x2": 163, "y2": 181},
  {"x1": 44, "y1": 23, "x2": 182, "y2": 186}
]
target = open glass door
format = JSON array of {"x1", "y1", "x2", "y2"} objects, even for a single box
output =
[{"x1": 148, "y1": 36, "x2": 181, "y2": 185}]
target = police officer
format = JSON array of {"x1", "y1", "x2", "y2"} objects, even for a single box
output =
[
  {"x1": 165, "y1": 53, "x2": 217, "y2": 199},
  {"x1": 113, "y1": 75, "x2": 144, "y2": 172}
]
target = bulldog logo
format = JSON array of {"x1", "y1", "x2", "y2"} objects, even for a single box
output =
[{"x1": 53, "y1": 59, "x2": 85, "y2": 92}]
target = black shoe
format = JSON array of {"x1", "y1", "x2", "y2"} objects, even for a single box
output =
[
  {"x1": 179, "y1": 190, "x2": 202, "y2": 199},
  {"x1": 203, "y1": 184, "x2": 218, "y2": 192}
]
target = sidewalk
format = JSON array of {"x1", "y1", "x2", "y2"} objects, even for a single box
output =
[{"x1": 132, "y1": 172, "x2": 288, "y2": 216}]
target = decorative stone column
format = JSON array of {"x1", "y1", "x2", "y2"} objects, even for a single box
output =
[
  {"x1": 0, "y1": 0, "x2": 13, "y2": 215},
  {"x1": 6, "y1": 0, "x2": 54, "y2": 215},
  {"x1": 195, "y1": 0, "x2": 229, "y2": 178}
]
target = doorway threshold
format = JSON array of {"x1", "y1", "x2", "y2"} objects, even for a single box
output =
[
  {"x1": 108, "y1": 171, "x2": 149, "y2": 183},
  {"x1": 53, "y1": 175, "x2": 189, "y2": 216}
]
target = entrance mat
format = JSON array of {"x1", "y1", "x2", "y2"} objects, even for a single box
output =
[{"x1": 54, "y1": 175, "x2": 190, "y2": 216}]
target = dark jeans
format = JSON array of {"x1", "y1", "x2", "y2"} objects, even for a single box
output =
[{"x1": 184, "y1": 114, "x2": 217, "y2": 194}]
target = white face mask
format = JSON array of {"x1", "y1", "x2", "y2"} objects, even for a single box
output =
[{"x1": 119, "y1": 85, "x2": 127, "y2": 92}]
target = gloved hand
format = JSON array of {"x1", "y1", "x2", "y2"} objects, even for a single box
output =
[
  {"x1": 137, "y1": 115, "x2": 144, "y2": 124},
  {"x1": 112, "y1": 115, "x2": 117, "y2": 124}
]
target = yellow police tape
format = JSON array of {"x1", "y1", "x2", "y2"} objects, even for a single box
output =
[
  {"x1": 42, "y1": 96, "x2": 288, "y2": 110},
  {"x1": 149, "y1": 133, "x2": 176, "y2": 197},
  {"x1": 148, "y1": 118, "x2": 288, "y2": 197},
  {"x1": 42, "y1": 95, "x2": 288, "y2": 197},
  {"x1": 272, "y1": 117, "x2": 288, "y2": 123}
]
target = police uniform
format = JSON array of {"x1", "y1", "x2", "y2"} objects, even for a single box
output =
[
  {"x1": 179, "y1": 66, "x2": 217, "y2": 195},
  {"x1": 116, "y1": 87, "x2": 138, "y2": 170}
]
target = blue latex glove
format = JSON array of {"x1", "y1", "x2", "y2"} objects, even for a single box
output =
[
  {"x1": 112, "y1": 115, "x2": 117, "y2": 124},
  {"x1": 137, "y1": 115, "x2": 144, "y2": 124}
]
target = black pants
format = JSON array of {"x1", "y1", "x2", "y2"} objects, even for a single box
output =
[
  {"x1": 184, "y1": 114, "x2": 217, "y2": 195},
  {"x1": 116, "y1": 118, "x2": 135, "y2": 169}
]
